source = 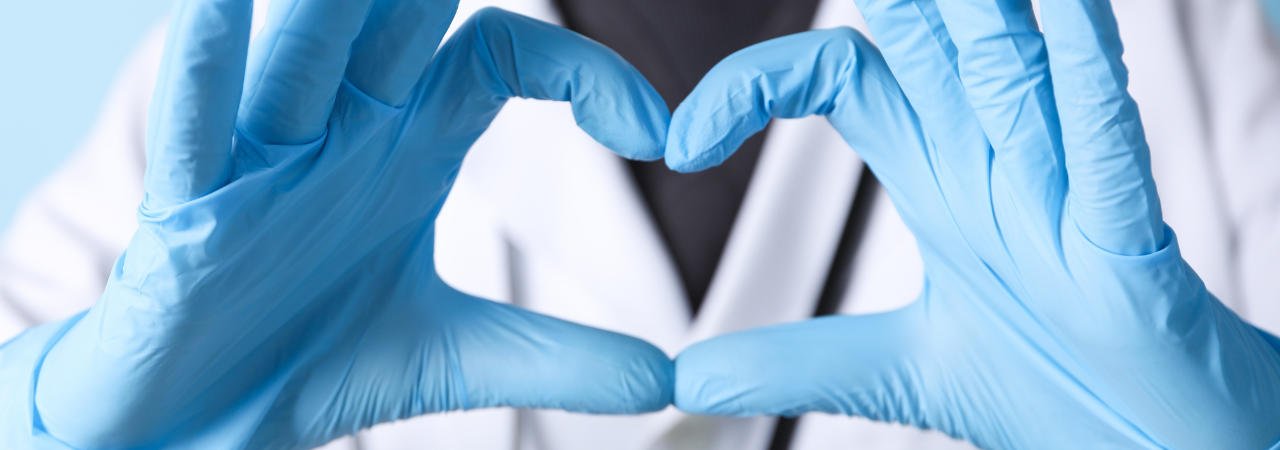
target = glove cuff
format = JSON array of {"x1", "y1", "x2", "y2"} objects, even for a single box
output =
[{"x1": 0, "y1": 313, "x2": 85, "y2": 449}]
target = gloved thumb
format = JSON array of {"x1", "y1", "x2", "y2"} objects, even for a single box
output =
[
  {"x1": 674, "y1": 305, "x2": 928, "y2": 423},
  {"x1": 454, "y1": 297, "x2": 674, "y2": 414}
]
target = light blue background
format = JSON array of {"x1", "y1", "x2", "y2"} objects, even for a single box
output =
[{"x1": 0, "y1": 0, "x2": 176, "y2": 232}]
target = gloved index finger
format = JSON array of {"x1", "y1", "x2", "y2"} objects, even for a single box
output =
[
  {"x1": 851, "y1": 0, "x2": 988, "y2": 160},
  {"x1": 143, "y1": 0, "x2": 252, "y2": 209},
  {"x1": 451, "y1": 295, "x2": 673, "y2": 414},
  {"x1": 664, "y1": 28, "x2": 879, "y2": 173},
  {"x1": 675, "y1": 305, "x2": 931, "y2": 422},
  {"x1": 1039, "y1": 0, "x2": 1164, "y2": 256},
  {"x1": 663, "y1": 29, "x2": 944, "y2": 223},
  {"x1": 409, "y1": 8, "x2": 669, "y2": 161}
]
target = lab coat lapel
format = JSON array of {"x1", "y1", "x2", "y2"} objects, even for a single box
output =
[
  {"x1": 685, "y1": 117, "x2": 862, "y2": 345},
  {"x1": 487, "y1": 99, "x2": 693, "y2": 353},
  {"x1": 449, "y1": 0, "x2": 692, "y2": 355},
  {"x1": 636, "y1": 115, "x2": 864, "y2": 450},
  {"x1": 685, "y1": 0, "x2": 871, "y2": 347},
  {"x1": 390, "y1": 3, "x2": 691, "y2": 450},
  {"x1": 639, "y1": 3, "x2": 875, "y2": 449},
  {"x1": 464, "y1": 53, "x2": 693, "y2": 450},
  {"x1": 451, "y1": 2, "x2": 693, "y2": 449},
  {"x1": 447, "y1": 1, "x2": 879, "y2": 449}
]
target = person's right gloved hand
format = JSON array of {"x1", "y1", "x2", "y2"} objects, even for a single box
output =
[
  {"x1": 0, "y1": 1, "x2": 673, "y2": 449},
  {"x1": 665, "y1": 0, "x2": 1280, "y2": 448}
]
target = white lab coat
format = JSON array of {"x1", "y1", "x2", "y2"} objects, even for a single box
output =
[{"x1": 1, "y1": 0, "x2": 1277, "y2": 449}]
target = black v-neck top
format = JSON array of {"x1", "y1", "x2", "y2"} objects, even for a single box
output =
[{"x1": 553, "y1": 0, "x2": 822, "y2": 315}]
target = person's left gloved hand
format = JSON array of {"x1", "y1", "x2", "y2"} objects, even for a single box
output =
[
  {"x1": 666, "y1": 0, "x2": 1280, "y2": 448},
  {"x1": 0, "y1": 1, "x2": 674, "y2": 449}
]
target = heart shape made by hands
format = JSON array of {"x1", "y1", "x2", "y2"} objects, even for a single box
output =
[{"x1": 8, "y1": 2, "x2": 1280, "y2": 450}]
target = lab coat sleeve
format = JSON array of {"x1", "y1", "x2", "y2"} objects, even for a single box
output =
[
  {"x1": 0, "y1": 24, "x2": 166, "y2": 344},
  {"x1": 434, "y1": 146, "x2": 515, "y2": 304},
  {"x1": 1198, "y1": 0, "x2": 1280, "y2": 335}
]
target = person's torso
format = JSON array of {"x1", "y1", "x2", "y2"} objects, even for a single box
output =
[{"x1": 1, "y1": 0, "x2": 1276, "y2": 448}]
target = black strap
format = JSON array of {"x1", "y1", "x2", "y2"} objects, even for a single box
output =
[{"x1": 768, "y1": 163, "x2": 880, "y2": 450}]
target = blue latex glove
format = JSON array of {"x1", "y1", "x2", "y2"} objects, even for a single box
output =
[
  {"x1": 0, "y1": 1, "x2": 673, "y2": 448},
  {"x1": 667, "y1": 0, "x2": 1280, "y2": 448}
]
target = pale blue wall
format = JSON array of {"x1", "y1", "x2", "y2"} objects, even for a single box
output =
[{"x1": 0, "y1": 0, "x2": 176, "y2": 232}]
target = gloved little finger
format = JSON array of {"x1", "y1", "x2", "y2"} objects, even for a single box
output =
[
  {"x1": 1040, "y1": 0, "x2": 1164, "y2": 256},
  {"x1": 405, "y1": 7, "x2": 669, "y2": 162},
  {"x1": 929, "y1": 0, "x2": 1067, "y2": 237}
]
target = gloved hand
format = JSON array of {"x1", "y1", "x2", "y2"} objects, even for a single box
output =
[
  {"x1": 1, "y1": 1, "x2": 674, "y2": 448},
  {"x1": 667, "y1": 0, "x2": 1280, "y2": 448}
]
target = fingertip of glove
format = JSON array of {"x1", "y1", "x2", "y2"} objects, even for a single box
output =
[
  {"x1": 551, "y1": 327, "x2": 674, "y2": 414},
  {"x1": 613, "y1": 334, "x2": 677, "y2": 413},
  {"x1": 665, "y1": 143, "x2": 729, "y2": 173},
  {"x1": 671, "y1": 337, "x2": 748, "y2": 416},
  {"x1": 590, "y1": 132, "x2": 666, "y2": 162},
  {"x1": 663, "y1": 145, "x2": 698, "y2": 173},
  {"x1": 614, "y1": 127, "x2": 668, "y2": 162},
  {"x1": 664, "y1": 102, "x2": 739, "y2": 173},
  {"x1": 577, "y1": 96, "x2": 669, "y2": 162}
]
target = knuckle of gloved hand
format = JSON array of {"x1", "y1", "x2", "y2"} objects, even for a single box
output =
[
  {"x1": 469, "y1": 5, "x2": 520, "y2": 30},
  {"x1": 821, "y1": 26, "x2": 866, "y2": 46}
]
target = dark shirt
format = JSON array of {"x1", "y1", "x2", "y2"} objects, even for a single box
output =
[{"x1": 554, "y1": 0, "x2": 822, "y2": 314}]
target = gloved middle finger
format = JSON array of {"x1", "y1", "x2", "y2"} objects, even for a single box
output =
[
  {"x1": 1040, "y1": 0, "x2": 1165, "y2": 256},
  {"x1": 345, "y1": 0, "x2": 459, "y2": 107},
  {"x1": 932, "y1": 0, "x2": 1067, "y2": 229},
  {"x1": 403, "y1": 8, "x2": 669, "y2": 163},
  {"x1": 238, "y1": 0, "x2": 377, "y2": 146},
  {"x1": 853, "y1": 0, "x2": 1007, "y2": 252},
  {"x1": 664, "y1": 28, "x2": 964, "y2": 248}
]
